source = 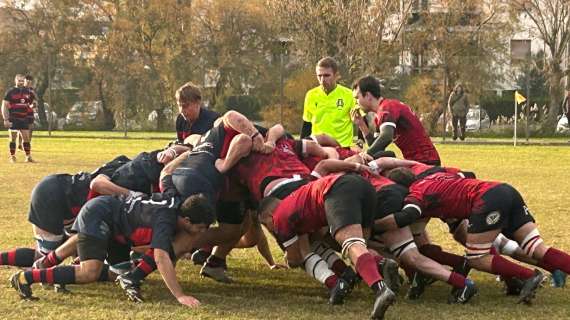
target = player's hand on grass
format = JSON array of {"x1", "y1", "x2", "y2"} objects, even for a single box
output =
[{"x1": 177, "y1": 295, "x2": 201, "y2": 308}]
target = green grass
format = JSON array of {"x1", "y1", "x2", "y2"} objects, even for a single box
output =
[{"x1": 1, "y1": 134, "x2": 570, "y2": 319}]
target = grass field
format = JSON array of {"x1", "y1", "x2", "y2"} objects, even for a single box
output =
[{"x1": 1, "y1": 133, "x2": 570, "y2": 320}]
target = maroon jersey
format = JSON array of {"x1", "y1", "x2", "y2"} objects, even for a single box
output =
[
  {"x1": 405, "y1": 172, "x2": 500, "y2": 220},
  {"x1": 374, "y1": 98, "x2": 440, "y2": 164},
  {"x1": 234, "y1": 138, "x2": 311, "y2": 201},
  {"x1": 302, "y1": 146, "x2": 356, "y2": 171},
  {"x1": 360, "y1": 170, "x2": 394, "y2": 191},
  {"x1": 4, "y1": 87, "x2": 35, "y2": 120},
  {"x1": 272, "y1": 174, "x2": 343, "y2": 247},
  {"x1": 409, "y1": 163, "x2": 461, "y2": 178}
]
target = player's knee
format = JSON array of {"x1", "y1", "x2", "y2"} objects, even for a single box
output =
[
  {"x1": 389, "y1": 238, "x2": 417, "y2": 262},
  {"x1": 465, "y1": 242, "x2": 493, "y2": 266},
  {"x1": 519, "y1": 229, "x2": 543, "y2": 259},
  {"x1": 340, "y1": 237, "x2": 367, "y2": 258}
]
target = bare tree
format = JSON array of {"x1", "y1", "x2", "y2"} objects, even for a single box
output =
[{"x1": 510, "y1": 0, "x2": 570, "y2": 133}]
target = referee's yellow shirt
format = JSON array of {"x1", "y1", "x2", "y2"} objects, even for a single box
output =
[{"x1": 302, "y1": 84, "x2": 356, "y2": 147}]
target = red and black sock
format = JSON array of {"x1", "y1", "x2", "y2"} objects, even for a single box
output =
[
  {"x1": 491, "y1": 255, "x2": 534, "y2": 280},
  {"x1": 130, "y1": 249, "x2": 157, "y2": 282},
  {"x1": 9, "y1": 142, "x2": 16, "y2": 156},
  {"x1": 355, "y1": 253, "x2": 383, "y2": 290},
  {"x1": 23, "y1": 266, "x2": 76, "y2": 285},
  {"x1": 23, "y1": 142, "x2": 30, "y2": 156},
  {"x1": 540, "y1": 247, "x2": 570, "y2": 274},
  {"x1": 42, "y1": 251, "x2": 62, "y2": 268},
  {"x1": 447, "y1": 272, "x2": 467, "y2": 289},
  {"x1": 0, "y1": 248, "x2": 36, "y2": 267},
  {"x1": 419, "y1": 244, "x2": 464, "y2": 268}
]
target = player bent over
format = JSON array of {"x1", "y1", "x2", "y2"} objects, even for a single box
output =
[
  {"x1": 258, "y1": 174, "x2": 396, "y2": 320},
  {"x1": 10, "y1": 191, "x2": 214, "y2": 307},
  {"x1": 378, "y1": 169, "x2": 570, "y2": 304}
]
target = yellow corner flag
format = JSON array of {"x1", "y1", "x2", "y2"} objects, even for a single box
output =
[{"x1": 515, "y1": 91, "x2": 527, "y2": 104}]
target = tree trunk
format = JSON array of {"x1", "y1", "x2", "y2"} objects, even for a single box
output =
[
  {"x1": 98, "y1": 79, "x2": 115, "y2": 130},
  {"x1": 35, "y1": 70, "x2": 49, "y2": 128},
  {"x1": 540, "y1": 65, "x2": 564, "y2": 134}
]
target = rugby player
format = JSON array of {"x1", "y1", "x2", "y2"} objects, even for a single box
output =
[
  {"x1": 2, "y1": 74, "x2": 36, "y2": 162},
  {"x1": 376, "y1": 169, "x2": 570, "y2": 304},
  {"x1": 10, "y1": 189, "x2": 215, "y2": 307},
  {"x1": 352, "y1": 75, "x2": 440, "y2": 165},
  {"x1": 258, "y1": 173, "x2": 396, "y2": 320}
]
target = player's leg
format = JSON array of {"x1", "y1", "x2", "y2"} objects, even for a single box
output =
[
  {"x1": 8, "y1": 128, "x2": 17, "y2": 161},
  {"x1": 19, "y1": 128, "x2": 32, "y2": 162},
  {"x1": 32, "y1": 229, "x2": 77, "y2": 268},
  {"x1": 10, "y1": 233, "x2": 108, "y2": 300}
]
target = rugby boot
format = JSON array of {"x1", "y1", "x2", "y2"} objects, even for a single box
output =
[
  {"x1": 200, "y1": 264, "x2": 232, "y2": 283},
  {"x1": 518, "y1": 270, "x2": 545, "y2": 305},
  {"x1": 25, "y1": 156, "x2": 34, "y2": 163},
  {"x1": 116, "y1": 272, "x2": 144, "y2": 303},
  {"x1": 340, "y1": 267, "x2": 360, "y2": 292},
  {"x1": 10, "y1": 271, "x2": 35, "y2": 300},
  {"x1": 9, "y1": 155, "x2": 16, "y2": 163},
  {"x1": 191, "y1": 249, "x2": 210, "y2": 266},
  {"x1": 406, "y1": 272, "x2": 431, "y2": 300},
  {"x1": 551, "y1": 270, "x2": 566, "y2": 288},
  {"x1": 370, "y1": 283, "x2": 396, "y2": 320},
  {"x1": 329, "y1": 278, "x2": 350, "y2": 305},
  {"x1": 378, "y1": 258, "x2": 400, "y2": 294},
  {"x1": 502, "y1": 276, "x2": 524, "y2": 296},
  {"x1": 448, "y1": 279, "x2": 477, "y2": 304}
]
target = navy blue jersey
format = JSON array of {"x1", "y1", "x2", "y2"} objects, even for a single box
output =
[
  {"x1": 176, "y1": 107, "x2": 220, "y2": 142},
  {"x1": 111, "y1": 150, "x2": 163, "y2": 194}
]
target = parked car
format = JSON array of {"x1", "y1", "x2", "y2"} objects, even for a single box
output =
[
  {"x1": 465, "y1": 106, "x2": 491, "y2": 131},
  {"x1": 556, "y1": 115, "x2": 569, "y2": 133},
  {"x1": 65, "y1": 101, "x2": 103, "y2": 127}
]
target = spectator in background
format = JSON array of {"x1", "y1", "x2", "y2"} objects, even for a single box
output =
[
  {"x1": 175, "y1": 82, "x2": 219, "y2": 143},
  {"x1": 447, "y1": 84, "x2": 469, "y2": 141},
  {"x1": 562, "y1": 89, "x2": 570, "y2": 121},
  {"x1": 300, "y1": 57, "x2": 356, "y2": 148}
]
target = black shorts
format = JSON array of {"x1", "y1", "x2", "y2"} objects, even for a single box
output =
[
  {"x1": 324, "y1": 174, "x2": 377, "y2": 236},
  {"x1": 106, "y1": 240, "x2": 131, "y2": 265},
  {"x1": 266, "y1": 178, "x2": 310, "y2": 200},
  {"x1": 172, "y1": 167, "x2": 217, "y2": 206},
  {"x1": 468, "y1": 184, "x2": 535, "y2": 238},
  {"x1": 374, "y1": 184, "x2": 408, "y2": 220},
  {"x1": 77, "y1": 233, "x2": 109, "y2": 262},
  {"x1": 216, "y1": 200, "x2": 245, "y2": 225},
  {"x1": 10, "y1": 118, "x2": 29, "y2": 130},
  {"x1": 71, "y1": 196, "x2": 120, "y2": 240},
  {"x1": 28, "y1": 175, "x2": 70, "y2": 235}
]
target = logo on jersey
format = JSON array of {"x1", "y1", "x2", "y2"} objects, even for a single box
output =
[
  {"x1": 485, "y1": 211, "x2": 501, "y2": 225},
  {"x1": 336, "y1": 99, "x2": 344, "y2": 109}
]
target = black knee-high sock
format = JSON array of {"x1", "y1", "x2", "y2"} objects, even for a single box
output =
[
  {"x1": 0, "y1": 248, "x2": 36, "y2": 267},
  {"x1": 9, "y1": 142, "x2": 16, "y2": 155},
  {"x1": 98, "y1": 264, "x2": 110, "y2": 282},
  {"x1": 23, "y1": 142, "x2": 31, "y2": 155},
  {"x1": 23, "y1": 266, "x2": 76, "y2": 285}
]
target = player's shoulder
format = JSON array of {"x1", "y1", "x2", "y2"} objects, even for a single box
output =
[{"x1": 334, "y1": 83, "x2": 353, "y2": 96}]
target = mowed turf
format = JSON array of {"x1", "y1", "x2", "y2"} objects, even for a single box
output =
[{"x1": 0, "y1": 134, "x2": 570, "y2": 320}]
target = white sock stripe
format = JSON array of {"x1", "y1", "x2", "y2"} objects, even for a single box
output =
[
  {"x1": 466, "y1": 242, "x2": 493, "y2": 249},
  {"x1": 521, "y1": 229, "x2": 540, "y2": 249}
]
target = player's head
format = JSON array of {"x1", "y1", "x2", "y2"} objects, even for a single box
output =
[
  {"x1": 385, "y1": 167, "x2": 416, "y2": 188},
  {"x1": 179, "y1": 193, "x2": 215, "y2": 233},
  {"x1": 24, "y1": 75, "x2": 34, "y2": 87},
  {"x1": 14, "y1": 74, "x2": 25, "y2": 87},
  {"x1": 316, "y1": 57, "x2": 339, "y2": 91},
  {"x1": 352, "y1": 75, "x2": 381, "y2": 112},
  {"x1": 257, "y1": 196, "x2": 281, "y2": 232},
  {"x1": 176, "y1": 82, "x2": 202, "y2": 122}
]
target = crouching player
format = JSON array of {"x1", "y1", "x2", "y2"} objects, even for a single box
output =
[
  {"x1": 10, "y1": 190, "x2": 215, "y2": 307},
  {"x1": 258, "y1": 173, "x2": 396, "y2": 320}
]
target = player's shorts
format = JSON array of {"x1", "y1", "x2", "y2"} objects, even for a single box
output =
[
  {"x1": 77, "y1": 233, "x2": 109, "y2": 262},
  {"x1": 28, "y1": 175, "x2": 70, "y2": 235},
  {"x1": 172, "y1": 166, "x2": 217, "y2": 206},
  {"x1": 216, "y1": 200, "x2": 245, "y2": 225},
  {"x1": 264, "y1": 178, "x2": 310, "y2": 200},
  {"x1": 105, "y1": 240, "x2": 131, "y2": 265},
  {"x1": 324, "y1": 174, "x2": 377, "y2": 236},
  {"x1": 468, "y1": 183, "x2": 535, "y2": 238},
  {"x1": 71, "y1": 196, "x2": 120, "y2": 240},
  {"x1": 9, "y1": 118, "x2": 29, "y2": 130},
  {"x1": 374, "y1": 184, "x2": 408, "y2": 220}
]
